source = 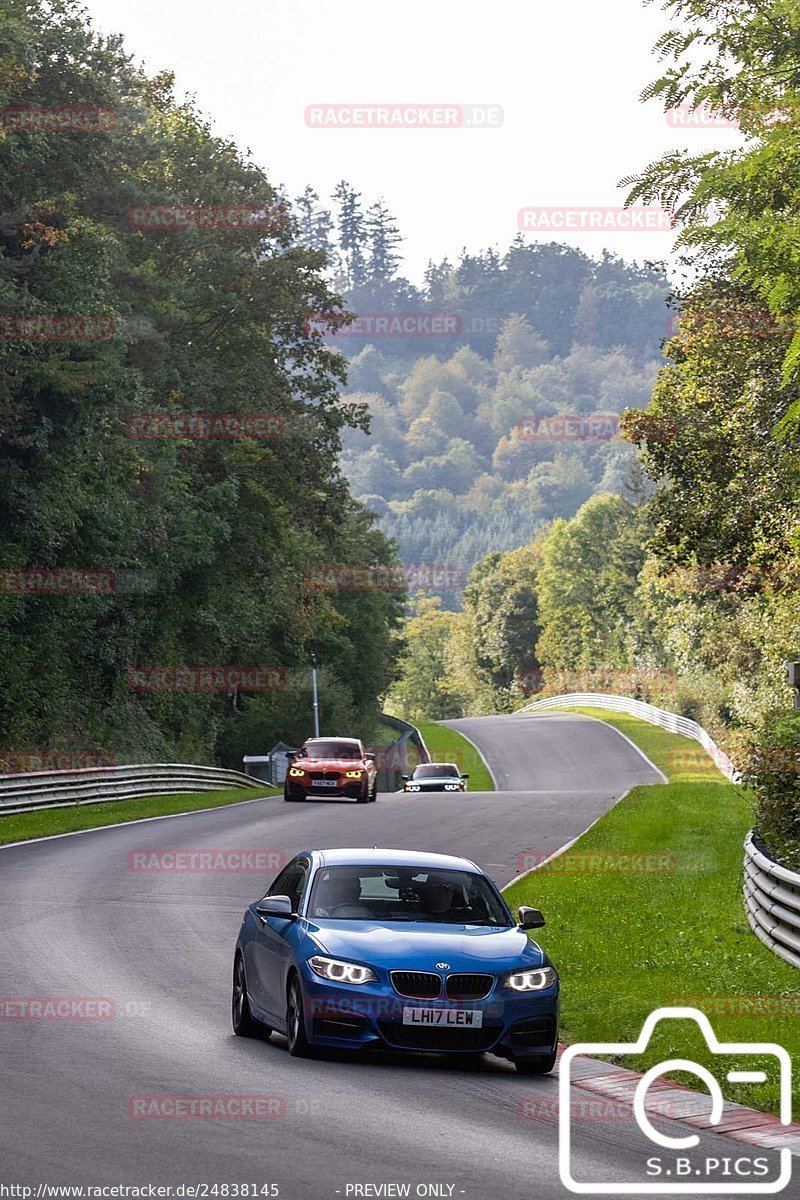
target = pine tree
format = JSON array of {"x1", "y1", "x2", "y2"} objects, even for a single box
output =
[
  {"x1": 333, "y1": 180, "x2": 368, "y2": 290},
  {"x1": 366, "y1": 198, "x2": 403, "y2": 282}
]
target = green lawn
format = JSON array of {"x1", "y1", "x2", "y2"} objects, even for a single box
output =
[
  {"x1": 414, "y1": 719, "x2": 495, "y2": 792},
  {"x1": 0, "y1": 784, "x2": 278, "y2": 846},
  {"x1": 504, "y1": 708, "x2": 799, "y2": 1116}
]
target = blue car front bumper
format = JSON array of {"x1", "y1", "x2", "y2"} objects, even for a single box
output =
[{"x1": 298, "y1": 966, "x2": 559, "y2": 1060}]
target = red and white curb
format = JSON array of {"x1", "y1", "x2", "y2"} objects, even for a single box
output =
[{"x1": 557, "y1": 1046, "x2": 800, "y2": 1156}]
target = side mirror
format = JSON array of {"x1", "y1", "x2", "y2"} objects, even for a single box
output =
[
  {"x1": 461, "y1": 773, "x2": 470, "y2": 780},
  {"x1": 518, "y1": 905, "x2": 546, "y2": 930},
  {"x1": 256, "y1": 895, "x2": 294, "y2": 918},
  {"x1": 365, "y1": 752, "x2": 376, "y2": 762},
  {"x1": 401, "y1": 775, "x2": 409, "y2": 782}
]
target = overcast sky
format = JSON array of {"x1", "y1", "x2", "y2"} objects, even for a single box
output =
[{"x1": 83, "y1": 0, "x2": 739, "y2": 283}]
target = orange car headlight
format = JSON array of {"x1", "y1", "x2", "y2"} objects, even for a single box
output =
[
  {"x1": 345, "y1": 770, "x2": 363, "y2": 778},
  {"x1": 289, "y1": 767, "x2": 305, "y2": 778}
]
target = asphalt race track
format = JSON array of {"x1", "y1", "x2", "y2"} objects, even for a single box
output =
[{"x1": 0, "y1": 713, "x2": 776, "y2": 1198}]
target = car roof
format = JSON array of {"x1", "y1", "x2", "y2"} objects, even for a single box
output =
[
  {"x1": 303, "y1": 736, "x2": 361, "y2": 745},
  {"x1": 415, "y1": 762, "x2": 459, "y2": 771},
  {"x1": 302, "y1": 847, "x2": 480, "y2": 872}
]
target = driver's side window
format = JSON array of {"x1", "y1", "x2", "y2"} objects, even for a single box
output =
[{"x1": 269, "y1": 859, "x2": 309, "y2": 911}]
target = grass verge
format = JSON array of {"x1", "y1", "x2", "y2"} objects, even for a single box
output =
[
  {"x1": 0, "y1": 785, "x2": 277, "y2": 847},
  {"x1": 504, "y1": 708, "x2": 798, "y2": 1116},
  {"x1": 414, "y1": 719, "x2": 495, "y2": 792}
]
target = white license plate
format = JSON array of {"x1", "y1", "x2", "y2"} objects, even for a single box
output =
[
  {"x1": 402, "y1": 1007, "x2": 483, "y2": 1027},
  {"x1": 312, "y1": 780, "x2": 338, "y2": 787}
]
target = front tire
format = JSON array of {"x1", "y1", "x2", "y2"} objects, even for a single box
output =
[
  {"x1": 356, "y1": 783, "x2": 369, "y2": 803},
  {"x1": 514, "y1": 1049, "x2": 557, "y2": 1074},
  {"x1": 232, "y1": 953, "x2": 269, "y2": 1038},
  {"x1": 286, "y1": 976, "x2": 314, "y2": 1057}
]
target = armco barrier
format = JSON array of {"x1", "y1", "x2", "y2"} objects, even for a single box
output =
[
  {"x1": 744, "y1": 831, "x2": 800, "y2": 970},
  {"x1": 519, "y1": 691, "x2": 739, "y2": 782},
  {"x1": 0, "y1": 763, "x2": 264, "y2": 816},
  {"x1": 520, "y1": 692, "x2": 798, "y2": 971}
]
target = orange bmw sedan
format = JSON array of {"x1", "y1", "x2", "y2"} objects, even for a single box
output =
[{"x1": 283, "y1": 737, "x2": 378, "y2": 803}]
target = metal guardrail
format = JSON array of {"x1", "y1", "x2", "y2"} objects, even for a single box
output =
[
  {"x1": 521, "y1": 691, "x2": 800, "y2": 970},
  {"x1": 0, "y1": 763, "x2": 265, "y2": 816},
  {"x1": 519, "y1": 691, "x2": 739, "y2": 782},
  {"x1": 744, "y1": 832, "x2": 800, "y2": 970}
]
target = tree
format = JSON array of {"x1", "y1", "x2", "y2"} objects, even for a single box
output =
[
  {"x1": 535, "y1": 494, "x2": 647, "y2": 670},
  {"x1": 365, "y1": 198, "x2": 403, "y2": 282},
  {"x1": 0, "y1": 0, "x2": 403, "y2": 762},
  {"x1": 386, "y1": 596, "x2": 462, "y2": 721},
  {"x1": 333, "y1": 180, "x2": 368, "y2": 290}
]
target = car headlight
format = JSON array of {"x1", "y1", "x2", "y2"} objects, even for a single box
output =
[
  {"x1": 289, "y1": 767, "x2": 305, "y2": 777},
  {"x1": 505, "y1": 967, "x2": 557, "y2": 991},
  {"x1": 444, "y1": 784, "x2": 458, "y2": 791},
  {"x1": 344, "y1": 770, "x2": 363, "y2": 778},
  {"x1": 308, "y1": 955, "x2": 377, "y2": 985},
  {"x1": 406, "y1": 783, "x2": 420, "y2": 791}
]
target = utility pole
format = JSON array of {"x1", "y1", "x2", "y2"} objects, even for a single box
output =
[{"x1": 311, "y1": 652, "x2": 320, "y2": 737}]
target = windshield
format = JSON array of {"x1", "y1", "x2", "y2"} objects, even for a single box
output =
[
  {"x1": 300, "y1": 741, "x2": 362, "y2": 761},
  {"x1": 413, "y1": 764, "x2": 460, "y2": 779},
  {"x1": 308, "y1": 865, "x2": 511, "y2": 925}
]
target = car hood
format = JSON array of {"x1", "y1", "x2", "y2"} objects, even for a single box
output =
[
  {"x1": 304, "y1": 920, "x2": 545, "y2": 970},
  {"x1": 294, "y1": 758, "x2": 366, "y2": 769},
  {"x1": 408, "y1": 777, "x2": 461, "y2": 787}
]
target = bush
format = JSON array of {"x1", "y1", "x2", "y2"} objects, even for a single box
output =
[{"x1": 742, "y1": 710, "x2": 800, "y2": 869}]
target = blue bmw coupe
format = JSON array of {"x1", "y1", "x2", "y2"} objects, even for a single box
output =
[{"x1": 232, "y1": 847, "x2": 559, "y2": 1072}]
